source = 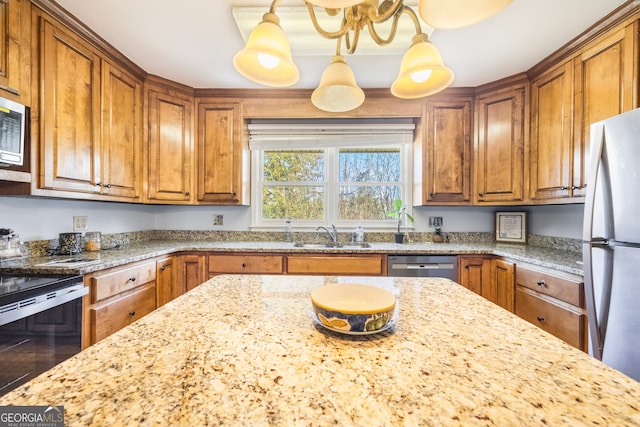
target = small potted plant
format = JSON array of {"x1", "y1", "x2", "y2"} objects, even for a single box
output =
[
  {"x1": 386, "y1": 198, "x2": 414, "y2": 244},
  {"x1": 432, "y1": 226, "x2": 445, "y2": 243}
]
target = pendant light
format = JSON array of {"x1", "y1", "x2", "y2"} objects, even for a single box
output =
[
  {"x1": 419, "y1": 0, "x2": 513, "y2": 29},
  {"x1": 233, "y1": 12, "x2": 299, "y2": 87},
  {"x1": 391, "y1": 33, "x2": 454, "y2": 99},
  {"x1": 311, "y1": 54, "x2": 365, "y2": 112}
]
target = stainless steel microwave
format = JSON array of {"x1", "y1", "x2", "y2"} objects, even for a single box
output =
[{"x1": 0, "y1": 96, "x2": 26, "y2": 167}]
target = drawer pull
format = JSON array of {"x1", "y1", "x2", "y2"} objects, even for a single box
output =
[
  {"x1": 242, "y1": 263, "x2": 247, "y2": 268},
  {"x1": 536, "y1": 316, "x2": 545, "y2": 322},
  {"x1": 536, "y1": 279, "x2": 545, "y2": 287},
  {"x1": 128, "y1": 276, "x2": 136, "y2": 282},
  {"x1": 129, "y1": 311, "x2": 136, "y2": 317}
]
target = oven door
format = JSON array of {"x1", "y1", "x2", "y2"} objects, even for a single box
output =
[{"x1": 0, "y1": 283, "x2": 88, "y2": 396}]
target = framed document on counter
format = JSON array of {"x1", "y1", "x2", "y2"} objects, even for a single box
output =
[{"x1": 495, "y1": 212, "x2": 527, "y2": 243}]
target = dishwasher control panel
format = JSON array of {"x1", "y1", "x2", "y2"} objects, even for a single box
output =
[{"x1": 387, "y1": 255, "x2": 458, "y2": 280}]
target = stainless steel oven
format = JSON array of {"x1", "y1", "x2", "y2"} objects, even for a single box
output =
[{"x1": 0, "y1": 274, "x2": 87, "y2": 396}]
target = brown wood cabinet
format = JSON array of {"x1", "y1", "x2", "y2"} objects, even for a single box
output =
[
  {"x1": 0, "y1": 0, "x2": 30, "y2": 103},
  {"x1": 287, "y1": 254, "x2": 386, "y2": 276},
  {"x1": 144, "y1": 78, "x2": 195, "y2": 203},
  {"x1": 196, "y1": 99, "x2": 248, "y2": 205},
  {"x1": 458, "y1": 255, "x2": 492, "y2": 297},
  {"x1": 474, "y1": 77, "x2": 528, "y2": 204},
  {"x1": 83, "y1": 260, "x2": 157, "y2": 347},
  {"x1": 34, "y1": 14, "x2": 142, "y2": 200},
  {"x1": 492, "y1": 258, "x2": 515, "y2": 312},
  {"x1": 177, "y1": 253, "x2": 206, "y2": 292},
  {"x1": 514, "y1": 262, "x2": 587, "y2": 351},
  {"x1": 156, "y1": 256, "x2": 175, "y2": 307},
  {"x1": 419, "y1": 97, "x2": 473, "y2": 204},
  {"x1": 208, "y1": 253, "x2": 284, "y2": 276}
]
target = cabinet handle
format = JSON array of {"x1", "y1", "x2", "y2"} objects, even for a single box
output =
[
  {"x1": 129, "y1": 311, "x2": 136, "y2": 317},
  {"x1": 159, "y1": 266, "x2": 166, "y2": 272},
  {"x1": 536, "y1": 316, "x2": 545, "y2": 322},
  {"x1": 185, "y1": 192, "x2": 190, "y2": 196},
  {"x1": 478, "y1": 192, "x2": 484, "y2": 197},
  {"x1": 430, "y1": 192, "x2": 434, "y2": 197},
  {"x1": 536, "y1": 279, "x2": 545, "y2": 287},
  {"x1": 128, "y1": 276, "x2": 136, "y2": 282},
  {"x1": 105, "y1": 183, "x2": 112, "y2": 188},
  {"x1": 242, "y1": 263, "x2": 247, "y2": 268},
  {"x1": 465, "y1": 264, "x2": 470, "y2": 269},
  {"x1": 560, "y1": 186, "x2": 567, "y2": 190},
  {"x1": 571, "y1": 185, "x2": 580, "y2": 190},
  {"x1": 96, "y1": 182, "x2": 102, "y2": 187}
]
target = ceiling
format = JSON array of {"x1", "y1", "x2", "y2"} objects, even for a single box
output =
[{"x1": 54, "y1": 0, "x2": 628, "y2": 90}]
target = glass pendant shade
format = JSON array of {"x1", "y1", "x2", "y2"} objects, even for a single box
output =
[
  {"x1": 391, "y1": 34, "x2": 454, "y2": 99},
  {"x1": 307, "y1": 0, "x2": 364, "y2": 8},
  {"x1": 419, "y1": 0, "x2": 513, "y2": 29},
  {"x1": 311, "y1": 55, "x2": 365, "y2": 112},
  {"x1": 233, "y1": 13, "x2": 299, "y2": 87}
]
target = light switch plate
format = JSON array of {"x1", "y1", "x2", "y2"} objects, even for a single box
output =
[{"x1": 73, "y1": 216, "x2": 88, "y2": 231}]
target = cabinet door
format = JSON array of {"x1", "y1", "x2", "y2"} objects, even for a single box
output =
[
  {"x1": 422, "y1": 99, "x2": 472, "y2": 204},
  {"x1": 196, "y1": 101, "x2": 246, "y2": 204},
  {"x1": 530, "y1": 61, "x2": 574, "y2": 201},
  {"x1": 156, "y1": 256, "x2": 175, "y2": 307},
  {"x1": 458, "y1": 256, "x2": 492, "y2": 297},
  {"x1": 492, "y1": 258, "x2": 514, "y2": 312},
  {"x1": 145, "y1": 87, "x2": 194, "y2": 203},
  {"x1": 177, "y1": 254, "x2": 206, "y2": 293},
  {"x1": 573, "y1": 24, "x2": 638, "y2": 198},
  {"x1": 39, "y1": 18, "x2": 101, "y2": 193},
  {"x1": 101, "y1": 61, "x2": 142, "y2": 199},
  {"x1": 475, "y1": 86, "x2": 526, "y2": 204},
  {"x1": 0, "y1": 0, "x2": 30, "y2": 102}
]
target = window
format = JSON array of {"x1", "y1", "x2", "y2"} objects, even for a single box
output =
[{"x1": 250, "y1": 121, "x2": 414, "y2": 230}]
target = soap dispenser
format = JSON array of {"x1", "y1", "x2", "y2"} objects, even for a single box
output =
[{"x1": 355, "y1": 226, "x2": 365, "y2": 243}]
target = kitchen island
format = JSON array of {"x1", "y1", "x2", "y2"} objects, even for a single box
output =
[{"x1": 1, "y1": 275, "x2": 638, "y2": 425}]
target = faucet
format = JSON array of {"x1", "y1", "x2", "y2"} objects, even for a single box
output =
[{"x1": 316, "y1": 225, "x2": 338, "y2": 245}]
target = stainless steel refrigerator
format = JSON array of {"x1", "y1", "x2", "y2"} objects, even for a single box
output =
[{"x1": 583, "y1": 108, "x2": 640, "y2": 382}]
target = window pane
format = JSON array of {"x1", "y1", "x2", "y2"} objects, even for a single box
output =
[
  {"x1": 339, "y1": 148, "x2": 400, "y2": 183},
  {"x1": 262, "y1": 186, "x2": 324, "y2": 220},
  {"x1": 264, "y1": 150, "x2": 324, "y2": 182},
  {"x1": 338, "y1": 185, "x2": 401, "y2": 220}
]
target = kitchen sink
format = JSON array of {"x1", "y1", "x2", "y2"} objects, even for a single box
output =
[{"x1": 293, "y1": 242, "x2": 371, "y2": 249}]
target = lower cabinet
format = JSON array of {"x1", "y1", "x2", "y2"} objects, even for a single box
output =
[
  {"x1": 458, "y1": 255, "x2": 514, "y2": 313},
  {"x1": 156, "y1": 256, "x2": 175, "y2": 307},
  {"x1": 514, "y1": 262, "x2": 587, "y2": 352},
  {"x1": 83, "y1": 259, "x2": 158, "y2": 348},
  {"x1": 176, "y1": 253, "x2": 207, "y2": 292},
  {"x1": 287, "y1": 254, "x2": 386, "y2": 276},
  {"x1": 208, "y1": 253, "x2": 284, "y2": 276}
]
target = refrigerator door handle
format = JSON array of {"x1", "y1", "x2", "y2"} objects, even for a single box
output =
[{"x1": 583, "y1": 123, "x2": 605, "y2": 242}]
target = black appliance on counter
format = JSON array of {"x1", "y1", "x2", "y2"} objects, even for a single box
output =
[{"x1": 0, "y1": 273, "x2": 87, "y2": 396}]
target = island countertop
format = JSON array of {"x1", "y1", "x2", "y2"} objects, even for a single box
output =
[{"x1": 2, "y1": 275, "x2": 637, "y2": 426}]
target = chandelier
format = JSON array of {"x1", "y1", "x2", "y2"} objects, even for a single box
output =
[{"x1": 233, "y1": 0, "x2": 512, "y2": 112}]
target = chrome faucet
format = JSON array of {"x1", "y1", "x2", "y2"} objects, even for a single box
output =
[{"x1": 316, "y1": 225, "x2": 338, "y2": 245}]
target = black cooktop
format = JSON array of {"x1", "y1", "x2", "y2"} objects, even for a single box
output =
[{"x1": 0, "y1": 274, "x2": 83, "y2": 306}]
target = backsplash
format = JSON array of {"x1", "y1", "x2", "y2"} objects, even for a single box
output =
[{"x1": 18, "y1": 230, "x2": 581, "y2": 258}]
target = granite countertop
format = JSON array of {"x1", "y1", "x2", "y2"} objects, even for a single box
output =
[
  {"x1": 0, "y1": 240, "x2": 584, "y2": 276},
  {"x1": 1, "y1": 275, "x2": 637, "y2": 425}
]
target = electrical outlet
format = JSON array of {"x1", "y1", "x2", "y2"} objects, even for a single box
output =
[
  {"x1": 213, "y1": 214, "x2": 224, "y2": 226},
  {"x1": 428, "y1": 216, "x2": 443, "y2": 228},
  {"x1": 73, "y1": 216, "x2": 88, "y2": 231}
]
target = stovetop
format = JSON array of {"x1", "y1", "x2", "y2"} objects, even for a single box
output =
[{"x1": 0, "y1": 274, "x2": 83, "y2": 306}]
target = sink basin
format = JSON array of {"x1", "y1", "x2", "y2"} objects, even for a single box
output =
[{"x1": 293, "y1": 242, "x2": 371, "y2": 249}]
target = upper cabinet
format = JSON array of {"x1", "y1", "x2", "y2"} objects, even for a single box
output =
[
  {"x1": 196, "y1": 99, "x2": 249, "y2": 205},
  {"x1": 528, "y1": 9, "x2": 639, "y2": 204},
  {"x1": 0, "y1": 0, "x2": 30, "y2": 104},
  {"x1": 32, "y1": 11, "x2": 143, "y2": 201},
  {"x1": 417, "y1": 95, "x2": 473, "y2": 205},
  {"x1": 474, "y1": 77, "x2": 528, "y2": 205},
  {"x1": 144, "y1": 77, "x2": 195, "y2": 204}
]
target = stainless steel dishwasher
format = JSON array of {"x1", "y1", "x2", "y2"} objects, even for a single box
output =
[{"x1": 387, "y1": 255, "x2": 458, "y2": 280}]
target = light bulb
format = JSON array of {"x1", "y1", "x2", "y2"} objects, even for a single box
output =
[
  {"x1": 411, "y1": 69, "x2": 432, "y2": 83},
  {"x1": 257, "y1": 53, "x2": 280, "y2": 69}
]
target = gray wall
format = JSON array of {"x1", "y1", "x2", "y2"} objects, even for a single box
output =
[{"x1": 1, "y1": 196, "x2": 584, "y2": 242}]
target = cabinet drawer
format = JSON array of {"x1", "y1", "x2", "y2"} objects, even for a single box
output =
[
  {"x1": 516, "y1": 264, "x2": 584, "y2": 307},
  {"x1": 90, "y1": 260, "x2": 157, "y2": 303},
  {"x1": 515, "y1": 287, "x2": 586, "y2": 351},
  {"x1": 90, "y1": 283, "x2": 157, "y2": 343},
  {"x1": 208, "y1": 254, "x2": 284, "y2": 274},
  {"x1": 287, "y1": 255, "x2": 384, "y2": 276}
]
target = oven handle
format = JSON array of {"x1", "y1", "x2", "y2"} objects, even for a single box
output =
[{"x1": 0, "y1": 283, "x2": 88, "y2": 327}]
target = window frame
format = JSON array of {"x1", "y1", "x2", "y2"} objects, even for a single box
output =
[{"x1": 250, "y1": 129, "x2": 414, "y2": 231}]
